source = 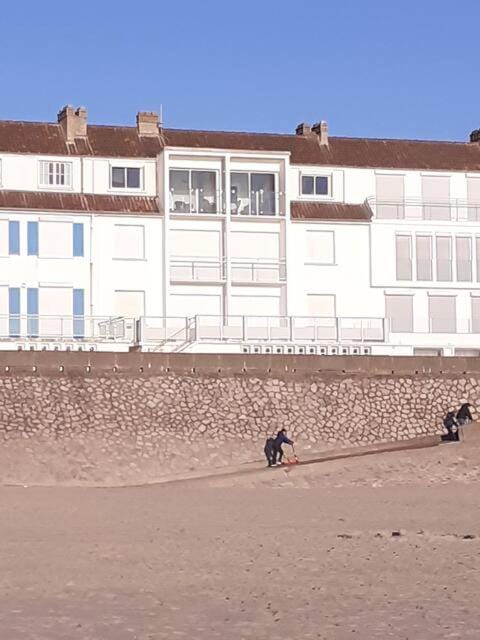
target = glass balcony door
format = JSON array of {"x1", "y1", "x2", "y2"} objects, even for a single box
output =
[
  {"x1": 170, "y1": 170, "x2": 217, "y2": 214},
  {"x1": 231, "y1": 172, "x2": 276, "y2": 216}
]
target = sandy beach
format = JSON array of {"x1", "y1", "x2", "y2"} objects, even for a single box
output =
[{"x1": 1, "y1": 441, "x2": 480, "y2": 639}]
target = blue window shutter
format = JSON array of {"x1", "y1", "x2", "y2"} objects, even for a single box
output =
[
  {"x1": 73, "y1": 288, "x2": 85, "y2": 338},
  {"x1": 27, "y1": 288, "x2": 39, "y2": 337},
  {"x1": 73, "y1": 223, "x2": 84, "y2": 257},
  {"x1": 9, "y1": 287, "x2": 20, "y2": 337},
  {"x1": 27, "y1": 222, "x2": 39, "y2": 256},
  {"x1": 8, "y1": 221, "x2": 20, "y2": 255}
]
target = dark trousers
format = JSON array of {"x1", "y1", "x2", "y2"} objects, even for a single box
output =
[
  {"x1": 272, "y1": 444, "x2": 284, "y2": 464},
  {"x1": 264, "y1": 438, "x2": 275, "y2": 466}
]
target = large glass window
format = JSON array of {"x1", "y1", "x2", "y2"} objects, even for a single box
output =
[
  {"x1": 231, "y1": 172, "x2": 276, "y2": 216},
  {"x1": 301, "y1": 175, "x2": 329, "y2": 197},
  {"x1": 169, "y1": 170, "x2": 217, "y2": 214},
  {"x1": 111, "y1": 167, "x2": 141, "y2": 189}
]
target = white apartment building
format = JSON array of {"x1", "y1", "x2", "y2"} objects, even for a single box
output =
[{"x1": 1, "y1": 105, "x2": 480, "y2": 356}]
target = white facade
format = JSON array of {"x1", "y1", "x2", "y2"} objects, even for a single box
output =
[{"x1": 1, "y1": 107, "x2": 480, "y2": 355}]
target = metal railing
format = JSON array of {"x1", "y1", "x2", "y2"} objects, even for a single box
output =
[
  {"x1": 231, "y1": 259, "x2": 287, "y2": 283},
  {"x1": 368, "y1": 197, "x2": 480, "y2": 222},
  {"x1": 137, "y1": 315, "x2": 387, "y2": 345},
  {"x1": 0, "y1": 315, "x2": 135, "y2": 342},
  {"x1": 169, "y1": 189, "x2": 224, "y2": 215},
  {"x1": 230, "y1": 191, "x2": 285, "y2": 217},
  {"x1": 170, "y1": 257, "x2": 227, "y2": 282}
]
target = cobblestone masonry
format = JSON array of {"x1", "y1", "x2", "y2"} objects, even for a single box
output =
[{"x1": 0, "y1": 353, "x2": 478, "y2": 485}]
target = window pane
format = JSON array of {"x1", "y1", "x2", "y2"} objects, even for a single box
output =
[
  {"x1": 73, "y1": 289, "x2": 85, "y2": 338},
  {"x1": 302, "y1": 176, "x2": 314, "y2": 195},
  {"x1": 385, "y1": 295, "x2": 413, "y2": 333},
  {"x1": 429, "y1": 296, "x2": 456, "y2": 333},
  {"x1": 395, "y1": 235, "x2": 412, "y2": 280},
  {"x1": 9, "y1": 287, "x2": 20, "y2": 337},
  {"x1": 416, "y1": 235, "x2": 432, "y2": 281},
  {"x1": 27, "y1": 288, "x2": 39, "y2": 337},
  {"x1": 170, "y1": 170, "x2": 190, "y2": 213},
  {"x1": 8, "y1": 221, "x2": 20, "y2": 255},
  {"x1": 73, "y1": 223, "x2": 84, "y2": 257},
  {"x1": 251, "y1": 173, "x2": 275, "y2": 215},
  {"x1": 436, "y1": 236, "x2": 452, "y2": 282},
  {"x1": 315, "y1": 176, "x2": 329, "y2": 195},
  {"x1": 126, "y1": 167, "x2": 141, "y2": 189},
  {"x1": 27, "y1": 221, "x2": 39, "y2": 256},
  {"x1": 231, "y1": 173, "x2": 249, "y2": 214},
  {"x1": 192, "y1": 171, "x2": 216, "y2": 213},
  {"x1": 112, "y1": 167, "x2": 125, "y2": 188}
]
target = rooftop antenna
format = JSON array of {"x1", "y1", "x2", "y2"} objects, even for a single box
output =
[{"x1": 159, "y1": 104, "x2": 163, "y2": 128}]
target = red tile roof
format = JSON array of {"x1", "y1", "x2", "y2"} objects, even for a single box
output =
[
  {"x1": 291, "y1": 201, "x2": 372, "y2": 221},
  {"x1": 0, "y1": 119, "x2": 480, "y2": 171},
  {"x1": 0, "y1": 190, "x2": 159, "y2": 214}
]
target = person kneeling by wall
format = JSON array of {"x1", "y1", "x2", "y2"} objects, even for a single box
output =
[{"x1": 443, "y1": 411, "x2": 459, "y2": 442}]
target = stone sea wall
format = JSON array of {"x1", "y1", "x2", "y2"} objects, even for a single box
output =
[{"x1": 0, "y1": 352, "x2": 478, "y2": 485}]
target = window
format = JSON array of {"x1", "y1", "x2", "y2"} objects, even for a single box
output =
[
  {"x1": 416, "y1": 236, "x2": 432, "y2": 281},
  {"x1": 8, "y1": 221, "x2": 20, "y2": 255},
  {"x1": 456, "y1": 237, "x2": 472, "y2": 282},
  {"x1": 421, "y1": 175, "x2": 451, "y2": 220},
  {"x1": 9, "y1": 287, "x2": 20, "y2": 337},
  {"x1": 230, "y1": 172, "x2": 276, "y2": 216},
  {"x1": 375, "y1": 174, "x2": 405, "y2": 219},
  {"x1": 27, "y1": 288, "x2": 39, "y2": 337},
  {"x1": 429, "y1": 295, "x2": 456, "y2": 333},
  {"x1": 111, "y1": 167, "x2": 141, "y2": 190},
  {"x1": 169, "y1": 169, "x2": 217, "y2": 214},
  {"x1": 301, "y1": 175, "x2": 329, "y2": 197},
  {"x1": 73, "y1": 289, "x2": 85, "y2": 338},
  {"x1": 471, "y1": 297, "x2": 480, "y2": 333},
  {"x1": 305, "y1": 230, "x2": 334, "y2": 264},
  {"x1": 395, "y1": 235, "x2": 412, "y2": 281},
  {"x1": 38, "y1": 221, "x2": 71, "y2": 258},
  {"x1": 385, "y1": 295, "x2": 413, "y2": 333},
  {"x1": 436, "y1": 236, "x2": 452, "y2": 282},
  {"x1": 39, "y1": 161, "x2": 72, "y2": 187},
  {"x1": 113, "y1": 224, "x2": 145, "y2": 260},
  {"x1": 467, "y1": 178, "x2": 480, "y2": 222},
  {"x1": 27, "y1": 222, "x2": 38, "y2": 256},
  {"x1": 73, "y1": 223, "x2": 84, "y2": 257}
]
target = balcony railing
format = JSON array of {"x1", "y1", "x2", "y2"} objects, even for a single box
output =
[
  {"x1": 231, "y1": 260, "x2": 286, "y2": 283},
  {"x1": 230, "y1": 191, "x2": 285, "y2": 217},
  {"x1": 368, "y1": 197, "x2": 480, "y2": 222},
  {"x1": 137, "y1": 315, "x2": 387, "y2": 345},
  {"x1": 169, "y1": 189, "x2": 224, "y2": 215},
  {"x1": 0, "y1": 315, "x2": 135, "y2": 342},
  {"x1": 170, "y1": 258, "x2": 227, "y2": 282}
]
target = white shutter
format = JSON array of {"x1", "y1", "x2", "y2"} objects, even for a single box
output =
[
  {"x1": 305, "y1": 231, "x2": 334, "y2": 263},
  {"x1": 436, "y1": 236, "x2": 452, "y2": 282},
  {"x1": 416, "y1": 236, "x2": 432, "y2": 281},
  {"x1": 456, "y1": 237, "x2": 472, "y2": 282},
  {"x1": 0, "y1": 220, "x2": 8, "y2": 256},
  {"x1": 429, "y1": 296, "x2": 456, "y2": 333},
  {"x1": 169, "y1": 294, "x2": 221, "y2": 316},
  {"x1": 385, "y1": 295, "x2": 413, "y2": 333},
  {"x1": 170, "y1": 230, "x2": 220, "y2": 258},
  {"x1": 471, "y1": 297, "x2": 480, "y2": 333},
  {"x1": 113, "y1": 225, "x2": 145, "y2": 260},
  {"x1": 230, "y1": 231, "x2": 279, "y2": 259},
  {"x1": 376, "y1": 175, "x2": 405, "y2": 219},
  {"x1": 422, "y1": 176, "x2": 451, "y2": 220},
  {"x1": 39, "y1": 221, "x2": 72, "y2": 258}
]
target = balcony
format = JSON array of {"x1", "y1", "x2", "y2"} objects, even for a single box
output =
[
  {"x1": 231, "y1": 259, "x2": 286, "y2": 284},
  {"x1": 230, "y1": 191, "x2": 285, "y2": 217},
  {"x1": 0, "y1": 315, "x2": 135, "y2": 342},
  {"x1": 170, "y1": 258, "x2": 227, "y2": 283},
  {"x1": 368, "y1": 197, "x2": 480, "y2": 222},
  {"x1": 138, "y1": 315, "x2": 387, "y2": 345}
]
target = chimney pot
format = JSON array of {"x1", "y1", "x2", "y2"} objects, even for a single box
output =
[
  {"x1": 312, "y1": 120, "x2": 329, "y2": 146},
  {"x1": 470, "y1": 129, "x2": 480, "y2": 143},
  {"x1": 295, "y1": 122, "x2": 312, "y2": 136},
  {"x1": 137, "y1": 111, "x2": 160, "y2": 136},
  {"x1": 57, "y1": 104, "x2": 87, "y2": 141}
]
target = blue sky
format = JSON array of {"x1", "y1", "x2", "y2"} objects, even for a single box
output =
[{"x1": 0, "y1": 0, "x2": 479, "y2": 140}]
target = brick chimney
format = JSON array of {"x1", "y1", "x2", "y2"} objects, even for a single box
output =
[
  {"x1": 57, "y1": 105, "x2": 87, "y2": 142},
  {"x1": 470, "y1": 129, "x2": 480, "y2": 143},
  {"x1": 312, "y1": 120, "x2": 329, "y2": 146},
  {"x1": 295, "y1": 122, "x2": 313, "y2": 136},
  {"x1": 137, "y1": 111, "x2": 160, "y2": 136}
]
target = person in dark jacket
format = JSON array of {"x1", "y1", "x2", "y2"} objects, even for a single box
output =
[
  {"x1": 272, "y1": 428, "x2": 294, "y2": 465},
  {"x1": 264, "y1": 437, "x2": 276, "y2": 467},
  {"x1": 443, "y1": 411, "x2": 459, "y2": 441},
  {"x1": 456, "y1": 403, "x2": 473, "y2": 426}
]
